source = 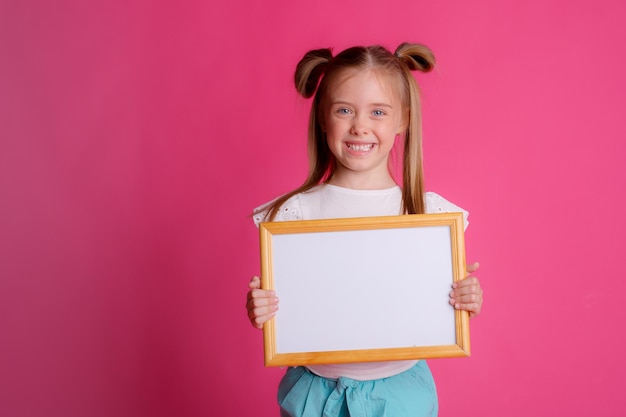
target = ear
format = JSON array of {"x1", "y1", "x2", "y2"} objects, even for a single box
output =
[{"x1": 397, "y1": 110, "x2": 409, "y2": 134}]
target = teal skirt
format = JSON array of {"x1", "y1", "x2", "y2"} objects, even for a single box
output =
[{"x1": 278, "y1": 361, "x2": 438, "y2": 417}]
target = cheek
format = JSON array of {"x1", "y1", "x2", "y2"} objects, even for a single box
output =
[
  {"x1": 326, "y1": 131, "x2": 342, "y2": 150},
  {"x1": 325, "y1": 118, "x2": 347, "y2": 138}
]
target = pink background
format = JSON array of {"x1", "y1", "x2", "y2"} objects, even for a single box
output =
[{"x1": 1, "y1": 1, "x2": 625, "y2": 416}]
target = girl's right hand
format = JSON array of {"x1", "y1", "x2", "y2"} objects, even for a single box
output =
[{"x1": 246, "y1": 276, "x2": 279, "y2": 329}]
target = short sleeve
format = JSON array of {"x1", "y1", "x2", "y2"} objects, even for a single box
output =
[
  {"x1": 252, "y1": 194, "x2": 303, "y2": 227},
  {"x1": 424, "y1": 191, "x2": 469, "y2": 230}
]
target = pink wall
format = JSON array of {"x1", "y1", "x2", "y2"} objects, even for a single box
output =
[{"x1": 1, "y1": 1, "x2": 625, "y2": 416}]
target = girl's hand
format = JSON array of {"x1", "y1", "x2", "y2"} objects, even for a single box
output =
[
  {"x1": 449, "y1": 262, "x2": 483, "y2": 319},
  {"x1": 246, "y1": 276, "x2": 279, "y2": 329}
]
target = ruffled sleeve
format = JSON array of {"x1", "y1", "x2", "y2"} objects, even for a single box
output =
[
  {"x1": 424, "y1": 191, "x2": 469, "y2": 230},
  {"x1": 252, "y1": 194, "x2": 303, "y2": 227}
]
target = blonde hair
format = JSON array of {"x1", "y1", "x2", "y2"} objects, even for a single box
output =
[{"x1": 265, "y1": 43, "x2": 435, "y2": 221}]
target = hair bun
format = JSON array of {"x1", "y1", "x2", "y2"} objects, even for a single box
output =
[
  {"x1": 294, "y1": 48, "x2": 333, "y2": 98},
  {"x1": 395, "y1": 43, "x2": 435, "y2": 72}
]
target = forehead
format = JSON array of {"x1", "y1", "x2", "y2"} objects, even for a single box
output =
[{"x1": 327, "y1": 68, "x2": 403, "y2": 104}]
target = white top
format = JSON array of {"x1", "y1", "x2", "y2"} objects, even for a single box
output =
[{"x1": 253, "y1": 183, "x2": 468, "y2": 380}]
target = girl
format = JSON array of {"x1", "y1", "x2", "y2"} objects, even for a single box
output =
[{"x1": 246, "y1": 43, "x2": 483, "y2": 417}]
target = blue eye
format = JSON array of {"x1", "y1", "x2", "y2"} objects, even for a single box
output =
[
  {"x1": 338, "y1": 108, "x2": 351, "y2": 115},
  {"x1": 373, "y1": 109, "x2": 386, "y2": 116}
]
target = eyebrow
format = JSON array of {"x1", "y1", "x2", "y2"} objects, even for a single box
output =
[{"x1": 330, "y1": 100, "x2": 393, "y2": 108}]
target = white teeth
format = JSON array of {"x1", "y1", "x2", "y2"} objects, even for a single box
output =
[{"x1": 347, "y1": 143, "x2": 373, "y2": 151}]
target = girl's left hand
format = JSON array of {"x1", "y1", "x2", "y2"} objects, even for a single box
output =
[{"x1": 449, "y1": 262, "x2": 483, "y2": 319}]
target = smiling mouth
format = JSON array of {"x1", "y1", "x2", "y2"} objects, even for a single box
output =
[{"x1": 346, "y1": 143, "x2": 374, "y2": 152}]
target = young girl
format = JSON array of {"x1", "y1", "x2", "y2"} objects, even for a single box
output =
[{"x1": 246, "y1": 42, "x2": 483, "y2": 417}]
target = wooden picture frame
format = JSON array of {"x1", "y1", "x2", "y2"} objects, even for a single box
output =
[{"x1": 259, "y1": 213, "x2": 469, "y2": 367}]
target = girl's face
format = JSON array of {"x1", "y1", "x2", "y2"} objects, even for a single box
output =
[{"x1": 323, "y1": 69, "x2": 406, "y2": 189}]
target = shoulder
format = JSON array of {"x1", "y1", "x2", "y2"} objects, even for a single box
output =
[
  {"x1": 252, "y1": 185, "x2": 328, "y2": 226},
  {"x1": 252, "y1": 193, "x2": 303, "y2": 227},
  {"x1": 424, "y1": 191, "x2": 470, "y2": 230}
]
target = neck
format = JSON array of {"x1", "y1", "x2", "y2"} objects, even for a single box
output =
[{"x1": 327, "y1": 171, "x2": 397, "y2": 190}]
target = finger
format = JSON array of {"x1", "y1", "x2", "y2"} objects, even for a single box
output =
[
  {"x1": 451, "y1": 299, "x2": 481, "y2": 309},
  {"x1": 452, "y1": 276, "x2": 480, "y2": 291},
  {"x1": 251, "y1": 314, "x2": 275, "y2": 329},
  {"x1": 249, "y1": 304, "x2": 278, "y2": 318},
  {"x1": 451, "y1": 292, "x2": 482, "y2": 305},
  {"x1": 247, "y1": 288, "x2": 276, "y2": 303},
  {"x1": 449, "y1": 290, "x2": 483, "y2": 318},
  {"x1": 247, "y1": 292, "x2": 278, "y2": 309},
  {"x1": 449, "y1": 280, "x2": 482, "y2": 302},
  {"x1": 466, "y1": 262, "x2": 480, "y2": 274},
  {"x1": 248, "y1": 276, "x2": 261, "y2": 289},
  {"x1": 449, "y1": 296, "x2": 482, "y2": 313},
  {"x1": 450, "y1": 283, "x2": 482, "y2": 302},
  {"x1": 248, "y1": 305, "x2": 279, "y2": 329},
  {"x1": 452, "y1": 276, "x2": 480, "y2": 290},
  {"x1": 456, "y1": 302, "x2": 482, "y2": 317},
  {"x1": 247, "y1": 289, "x2": 279, "y2": 328}
]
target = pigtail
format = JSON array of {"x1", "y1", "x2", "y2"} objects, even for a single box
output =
[
  {"x1": 394, "y1": 43, "x2": 436, "y2": 215},
  {"x1": 262, "y1": 49, "x2": 334, "y2": 222},
  {"x1": 394, "y1": 43, "x2": 436, "y2": 73},
  {"x1": 295, "y1": 48, "x2": 333, "y2": 98}
]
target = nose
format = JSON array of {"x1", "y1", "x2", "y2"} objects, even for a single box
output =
[{"x1": 350, "y1": 114, "x2": 369, "y2": 136}]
